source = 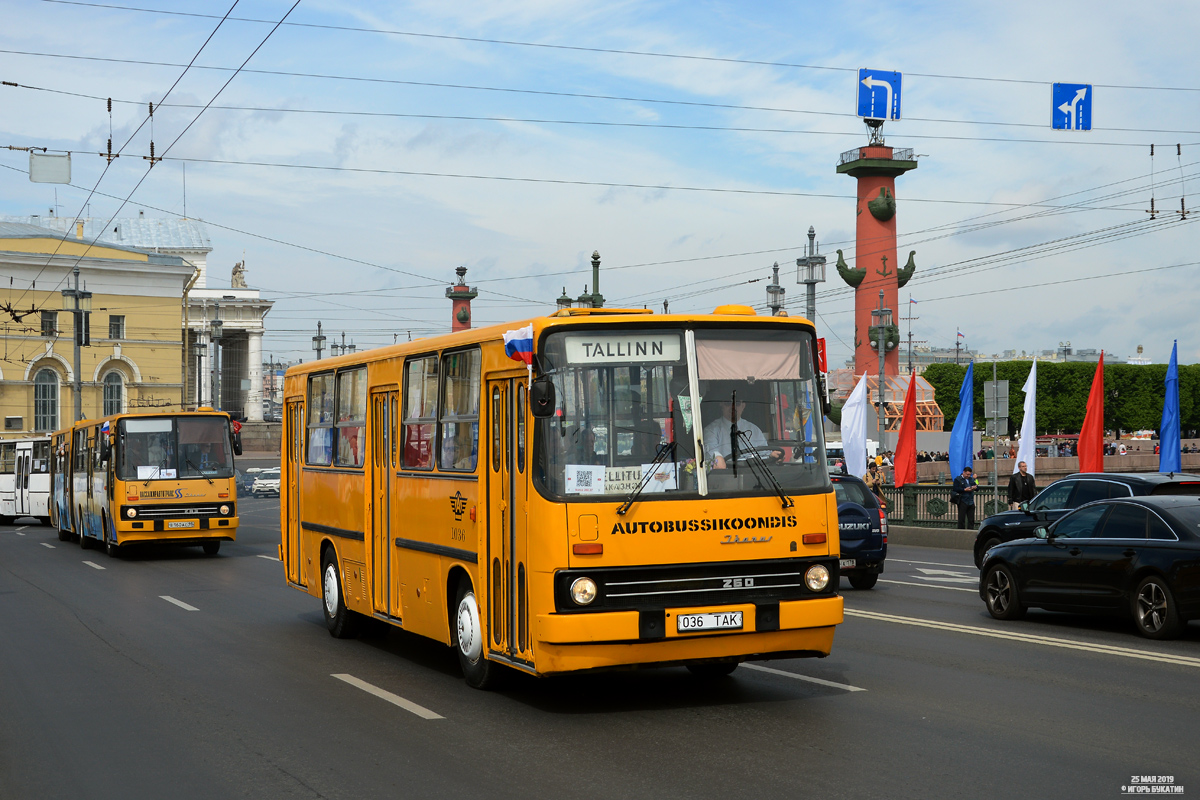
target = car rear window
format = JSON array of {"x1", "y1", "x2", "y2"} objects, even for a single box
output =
[
  {"x1": 834, "y1": 480, "x2": 876, "y2": 508},
  {"x1": 1150, "y1": 481, "x2": 1200, "y2": 496},
  {"x1": 1164, "y1": 504, "x2": 1200, "y2": 532}
]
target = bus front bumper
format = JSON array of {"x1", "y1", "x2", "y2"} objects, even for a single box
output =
[
  {"x1": 530, "y1": 595, "x2": 842, "y2": 675},
  {"x1": 114, "y1": 517, "x2": 238, "y2": 544}
]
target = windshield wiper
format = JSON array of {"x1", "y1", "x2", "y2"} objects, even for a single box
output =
[
  {"x1": 735, "y1": 430, "x2": 793, "y2": 510},
  {"x1": 616, "y1": 441, "x2": 676, "y2": 516},
  {"x1": 143, "y1": 459, "x2": 167, "y2": 486},
  {"x1": 186, "y1": 458, "x2": 214, "y2": 484}
]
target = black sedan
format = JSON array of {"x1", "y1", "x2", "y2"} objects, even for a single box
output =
[
  {"x1": 973, "y1": 472, "x2": 1200, "y2": 567},
  {"x1": 980, "y1": 496, "x2": 1200, "y2": 639},
  {"x1": 831, "y1": 474, "x2": 887, "y2": 590}
]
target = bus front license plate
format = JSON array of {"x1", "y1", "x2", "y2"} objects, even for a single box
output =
[
  {"x1": 167, "y1": 521, "x2": 195, "y2": 529},
  {"x1": 676, "y1": 611, "x2": 742, "y2": 633}
]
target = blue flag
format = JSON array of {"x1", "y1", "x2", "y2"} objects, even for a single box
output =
[
  {"x1": 949, "y1": 362, "x2": 975, "y2": 478},
  {"x1": 1159, "y1": 341, "x2": 1180, "y2": 473}
]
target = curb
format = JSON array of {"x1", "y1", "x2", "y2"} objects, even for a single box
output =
[{"x1": 888, "y1": 524, "x2": 975, "y2": 551}]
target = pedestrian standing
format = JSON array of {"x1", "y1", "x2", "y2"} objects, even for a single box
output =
[
  {"x1": 863, "y1": 462, "x2": 887, "y2": 508},
  {"x1": 1007, "y1": 461, "x2": 1037, "y2": 510},
  {"x1": 952, "y1": 467, "x2": 978, "y2": 530}
]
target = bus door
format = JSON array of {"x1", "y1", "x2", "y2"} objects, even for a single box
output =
[
  {"x1": 284, "y1": 399, "x2": 304, "y2": 586},
  {"x1": 15, "y1": 442, "x2": 29, "y2": 517},
  {"x1": 486, "y1": 376, "x2": 532, "y2": 662},
  {"x1": 369, "y1": 388, "x2": 399, "y2": 618}
]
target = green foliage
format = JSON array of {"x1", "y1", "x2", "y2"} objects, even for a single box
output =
[{"x1": 924, "y1": 360, "x2": 1200, "y2": 435}]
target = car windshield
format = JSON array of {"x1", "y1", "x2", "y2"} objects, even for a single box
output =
[
  {"x1": 533, "y1": 326, "x2": 829, "y2": 501},
  {"x1": 117, "y1": 416, "x2": 234, "y2": 480}
]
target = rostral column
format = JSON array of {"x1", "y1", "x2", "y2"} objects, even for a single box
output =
[{"x1": 834, "y1": 131, "x2": 918, "y2": 376}]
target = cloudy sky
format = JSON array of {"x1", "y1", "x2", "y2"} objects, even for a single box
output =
[{"x1": 1, "y1": 0, "x2": 1197, "y2": 365}]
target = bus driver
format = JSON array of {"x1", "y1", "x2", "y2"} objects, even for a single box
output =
[{"x1": 702, "y1": 381, "x2": 781, "y2": 469}]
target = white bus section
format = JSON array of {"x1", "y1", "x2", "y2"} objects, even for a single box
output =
[{"x1": 0, "y1": 437, "x2": 51, "y2": 525}]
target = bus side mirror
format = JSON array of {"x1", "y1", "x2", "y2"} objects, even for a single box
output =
[
  {"x1": 100, "y1": 436, "x2": 112, "y2": 462},
  {"x1": 530, "y1": 377, "x2": 556, "y2": 418},
  {"x1": 231, "y1": 430, "x2": 243, "y2": 456},
  {"x1": 818, "y1": 372, "x2": 831, "y2": 416}
]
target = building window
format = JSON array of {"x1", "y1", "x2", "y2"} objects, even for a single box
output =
[
  {"x1": 109, "y1": 315, "x2": 125, "y2": 340},
  {"x1": 103, "y1": 371, "x2": 124, "y2": 416},
  {"x1": 40, "y1": 311, "x2": 57, "y2": 338},
  {"x1": 34, "y1": 369, "x2": 59, "y2": 432}
]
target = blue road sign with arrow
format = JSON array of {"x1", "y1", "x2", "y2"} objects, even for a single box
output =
[
  {"x1": 1052, "y1": 83, "x2": 1092, "y2": 130},
  {"x1": 857, "y1": 69, "x2": 902, "y2": 121}
]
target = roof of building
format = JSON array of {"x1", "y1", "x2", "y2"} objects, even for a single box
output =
[
  {"x1": 2, "y1": 215, "x2": 212, "y2": 252},
  {"x1": 0, "y1": 219, "x2": 189, "y2": 265}
]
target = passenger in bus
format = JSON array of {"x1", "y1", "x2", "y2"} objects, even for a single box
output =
[{"x1": 702, "y1": 381, "x2": 781, "y2": 469}]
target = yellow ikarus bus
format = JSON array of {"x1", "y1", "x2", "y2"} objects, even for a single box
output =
[
  {"x1": 281, "y1": 305, "x2": 842, "y2": 687},
  {"x1": 52, "y1": 409, "x2": 242, "y2": 556}
]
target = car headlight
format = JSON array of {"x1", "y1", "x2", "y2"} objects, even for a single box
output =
[
  {"x1": 126, "y1": 508, "x2": 137, "y2": 519},
  {"x1": 219, "y1": 504, "x2": 230, "y2": 516},
  {"x1": 805, "y1": 564, "x2": 830, "y2": 592},
  {"x1": 570, "y1": 577, "x2": 597, "y2": 606}
]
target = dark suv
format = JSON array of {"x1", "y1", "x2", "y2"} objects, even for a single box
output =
[
  {"x1": 973, "y1": 472, "x2": 1200, "y2": 567},
  {"x1": 832, "y1": 474, "x2": 887, "y2": 589}
]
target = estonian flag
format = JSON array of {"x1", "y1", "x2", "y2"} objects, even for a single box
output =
[{"x1": 503, "y1": 324, "x2": 534, "y2": 366}]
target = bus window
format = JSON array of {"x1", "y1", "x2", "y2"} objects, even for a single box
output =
[
  {"x1": 439, "y1": 349, "x2": 480, "y2": 472},
  {"x1": 335, "y1": 368, "x2": 367, "y2": 468},
  {"x1": 178, "y1": 417, "x2": 235, "y2": 477},
  {"x1": 32, "y1": 440, "x2": 50, "y2": 473},
  {"x1": 402, "y1": 356, "x2": 438, "y2": 470},
  {"x1": 307, "y1": 373, "x2": 335, "y2": 465},
  {"x1": 118, "y1": 418, "x2": 176, "y2": 479},
  {"x1": 0, "y1": 442, "x2": 15, "y2": 474}
]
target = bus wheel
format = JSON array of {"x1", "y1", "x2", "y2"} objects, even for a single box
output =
[
  {"x1": 453, "y1": 579, "x2": 497, "y2": 690},
  {"x1": 321, "y1": 550, "x2": 359, "y2": 639},
  {"x1": 686, "y1": 662, "x2": 739, "y2": 678},
  {"x1": 202, "y1": 541, "x2": 221, "y2": 556}
]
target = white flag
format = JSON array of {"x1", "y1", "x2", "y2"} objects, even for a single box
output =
[
  {"x1": 841, "y1": 373, "x2": 870, "y2": 479},
  {"x1": 1014, "y1": 359, "x2": 1037, "y2": 475}
]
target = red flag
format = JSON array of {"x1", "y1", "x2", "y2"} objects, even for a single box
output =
[
  {"x1": 1077, "y1": 352, "x2": 1105, "y2": 473},
  {"x1": 893, "y1": 371, "x2": 918, "y2": 487}
]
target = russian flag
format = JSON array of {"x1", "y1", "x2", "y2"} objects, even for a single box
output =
[
  {"x1": 503, "y1": 324, "x2": 534, "y2": 366},
  {"x1": 957, "y1": 331, "x2": 965, "y2": 339}
]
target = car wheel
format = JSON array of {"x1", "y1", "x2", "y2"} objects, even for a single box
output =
[
  {"x1": 976, "y1": 534, "x2": 1002, "y2": 569},
  {"x1": 849, "y1": 572, "x2": 879, "y2": 590},
  {"x1": 202, "y1": 541, "x2": 221, "y2": 556},
  {"x1": 686, "y1": 662, "x2": 739, "y2": 678},
  {"x1": 984, "y1": 564, "x2": 1026, "y2": 620},
  {"x1": 1132, "y1": 575, "x2": 1183, "y2": 640},
  {"x1": 321, "y1": 549, "x2": 360, "y2": 639},
  {"x1": 453, "y1": 578, "x2": 497, "y2": 689}
]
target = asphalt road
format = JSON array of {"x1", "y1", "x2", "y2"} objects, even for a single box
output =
[{"x1": 2, "y1": 498, "x2": 1197, "y2": 799}]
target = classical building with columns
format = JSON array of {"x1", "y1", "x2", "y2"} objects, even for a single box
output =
[{"x1": 5, "y1": 213, "x2": 273, "y2": 422}]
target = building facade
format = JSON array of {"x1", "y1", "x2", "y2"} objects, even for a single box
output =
[{"x1": 0, "y1": 220, "x2": 192, "y2": 434}]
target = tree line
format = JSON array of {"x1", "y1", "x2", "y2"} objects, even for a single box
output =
[{"x1": 921, "y1": 361, "x2": 1199, "y2": 436}]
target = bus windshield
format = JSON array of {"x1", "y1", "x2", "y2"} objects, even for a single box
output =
[
  {"x1": 117, "y1": 416, "x2": 235, "y2": 481},
  {"x1": 534, "y1": 326, "x2": 829, "y2": 501}
]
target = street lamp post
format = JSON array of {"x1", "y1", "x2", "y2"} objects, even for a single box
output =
[
  {"x1": 870, "y1": 290, "x2": 894, "y2": 454},
  {"x1": 795, "y1": 226, "x2": 826, "y2": 322},
  {"x1": 210, "y1": 304, "x2": 223, "y2": 410},
  {"x1": 766, "y1": 262, "x2": 785, "y2": 315},
  {"x1": 312, "y1": 321, "x2": 325, "y2": 360},
  {"x1": 60, "y1": 265, "x2": 93, "y2": 422}
]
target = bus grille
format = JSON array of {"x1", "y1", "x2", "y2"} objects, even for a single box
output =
[
  {"x1": 125, "y1": 503, "x2": 226, "y2": 519},
  {"x1": 553, "y1": 557, "x2": 834, "y2": 613}
]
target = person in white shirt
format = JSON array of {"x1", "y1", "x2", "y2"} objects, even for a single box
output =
[{"x1": 701, "y1": 384, "x2": 781, "y2": 469}]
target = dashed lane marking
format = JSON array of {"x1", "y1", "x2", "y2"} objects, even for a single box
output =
[
  {"x1": 845, "y1": 608, "x2": 1200, "y2": 668},
  {"x1": 40, "y1": 543, "x2": 54, "y2": 549},
  {"x1": 742, "y1": 663, "x2": 866, "y2": 692},
  {"x1": 17, "y1": 526, "x2": 28, "y2": 531},
  {"x1": 878, "y1": 579, "x2": 976, "y2": 593},
  {"x1": 331, "y1": 674, "x2": 444, "y2": 720},
  {"x1": 890, "y1": 558, "x2": 976, "y2": 569},
  {"x1": 15, "y1": 531, "x2": 25, "y2": 536},
  {"x1": 83, "y1": 561, "x2": 105, "y2": 570},
  {"x1": 160, "y1": 595, "x2": 199, "y2": 612},
  {"x1": 256, "y1": 554, "x2": 280, "y2": 561}
]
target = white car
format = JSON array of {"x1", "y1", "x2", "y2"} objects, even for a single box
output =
[{"x1": 251, "y1": 468, "x2": 281, "y2": 497}]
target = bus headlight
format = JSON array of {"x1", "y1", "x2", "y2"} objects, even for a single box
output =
[
  {"x1": 219, "y1": 504, "x2": 230, "y2": 516},
  {"x1": 126, "y1": 508, "x2": 137, "y2": 519},
  {"x1": 805, "y1": 564, "x2": 830, "y2": 592},
  {"x1": 570, "y1": 577, "x2": 597, "y2": 606}
]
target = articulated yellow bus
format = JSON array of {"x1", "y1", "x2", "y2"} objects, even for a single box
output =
[
  {"x1": 51, "y1": 409, "x2": 242, "y2": 557},
  {"x1": 281, "y1": 305, "x2": 842, "y2": 687}
]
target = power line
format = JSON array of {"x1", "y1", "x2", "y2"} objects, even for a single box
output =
[{"x1": 34, "y1": 0, "x2": 1200, "y2": 92}]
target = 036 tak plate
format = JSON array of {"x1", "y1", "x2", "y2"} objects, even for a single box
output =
[
  {"x1": 839, "y1": 558, "x2": 857, "y2": 569},
  {"x1": 676, "y1": 611, "x2": 743, "y2": 633}
]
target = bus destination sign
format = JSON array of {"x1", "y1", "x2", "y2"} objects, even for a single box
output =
[{"x1": 563, "y1": 332, "x2": 681, "y2": 364}]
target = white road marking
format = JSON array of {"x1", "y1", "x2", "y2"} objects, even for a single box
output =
[
  {"x1": 878, "y1": 579, "x2": 977, "y2": 593},
  {"x1": 160, "y1": 595, "x2": 199, "y2": 611},
  {"x1": 83, "y1": 561, "x2": 105, "y2": 570},
  {"x1": 17, "y1": 526, "x2": 28, "y2": 531},
  {"x1": 742, "y1": 662, "x2": 866, "y2": 692},
  {"x1": 15, "y1": 531, "x2": 25, "y2": 536},
  {"x1": 845, "y1": 608, "x2": 1200, "y2": 669},
  {"x1": 40, "y1": 542, "x2": 54, "y2": 549},
  {"x1": 331, "y1": 674, "x2": 444, "y2": 720},
  {"x1": 256, "y1": 554, "x2": 280, "y2": 561},
  {"x1": 912, "y1": 568, "x2": 977, "y2": 585},
  {"x1": 890, "y1": 558, "x2": 975, "y2": 569}
]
